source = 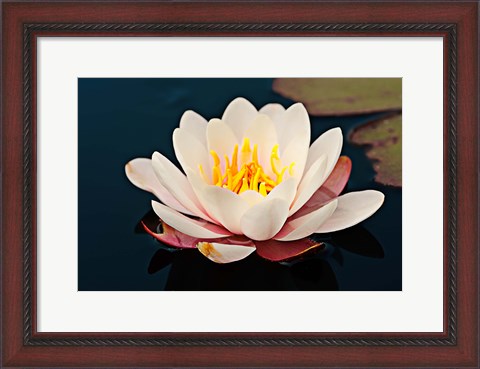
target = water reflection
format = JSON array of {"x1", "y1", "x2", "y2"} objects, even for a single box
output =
[
  {"x1": 138, "y1": 211, "x2": 384, "y2": 291},
  {"x1": 147, "y1": 246, "x2": 338, "y2": 291},
  {"x1": 314, "y1": 225, "x2": 385, "y2": 259}
]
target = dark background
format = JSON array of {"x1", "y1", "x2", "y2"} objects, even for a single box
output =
[{"x1": 78, "y1": 78, "x2": 402, "y2": 291}]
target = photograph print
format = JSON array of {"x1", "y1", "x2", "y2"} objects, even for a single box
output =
[{"x1": 78, "y1": 77, "x2": 402, "y2": 291}]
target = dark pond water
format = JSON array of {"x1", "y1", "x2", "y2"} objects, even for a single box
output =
[{"x1": 78, "y1": 78, "x2": 402, "y2": 291}]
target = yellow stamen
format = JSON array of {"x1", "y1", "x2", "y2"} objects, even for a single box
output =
[
  {"x1": 252, "y1": 144, "x2": 259, "y2": 165},
  {"x1": 231, "y1": 166, "x2": 246, "y2": 190},
  {"x1": 270, "y1": 144, "x2": 281, "y2": 176},
  {"x1": 233, "y1": 179, "x2": 243, "y2": 194},
  {"x1": 241, "y1": 138, "x2": 251, "y2": 164},
  {"x1": 213, "y1": 166, "x2": 223, "y2": 186},
  {"x1": 239, "y1": 178, "x2": 249, "y2": 194},
  {"x1": 227, "y1": 169, "x2": 233, "y2": 189},
  {"x1": 225, "y1": 155, "x2": 231, "y2": 171},
  {"x1": 251, "y1": 168, "x2": 261, "y2": 190},
  {"x1": 212, "y1": 166, "x2": 218, "y2": 184},
  {"x1": 198, "y1": 164, "x2": 208, "y2": 182},
  {"x1": 231, "y1": 144, "x2": 238, "y2": 175},
  {"x1": 210, "y1": 150, "x2": 221, "y2": 167},
  {"x1": 276, "y1": 166, "x2": 287, "y2": 184},
  {"x1": 260, "y1": 172, "x2": 277, "y2": 187},
  {"x1": 199, "y1": 137, "x2": 294, "y2": 196},
  {"x1": 289, "y1": 162, "x2": 296, "y2": 176},
  {"x1": 259, "y1": 182, "x2": 267, "y2": 196},
  {"x1": 241, "y1": 137, "x2": 251, "y2": 153}
]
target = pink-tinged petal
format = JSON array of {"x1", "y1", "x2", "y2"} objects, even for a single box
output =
[
  {"x1": 179, "y1": 110, "x2": 208, "y2": 147},
  {"x1": 322, "y1": 156, "x2": 352, "y2": 195},
  {"x1": 152, "y1": 152, "x2": 215, "y2": 223},
  {"x1": 172, "y1": 128, "x2": 210, "y2": 177},
  {"x1": 185, "y1": 168, "x2": 250, "y2": 234},
  {"x1": 288, "y1": 154, "x2": 327, "y2": 216},
  {"x1": 222, "y1": 97, "x2": 259, "y2": 141},
  {"x1": 206, "y1": 119, "x2": 239, "y2": 170},
  {"x1": 197, "y1": 241, "x2": 256, "y2": 263},
  {"x1": 255, "y1": 237, "x2": 325, "y2": 262},
  {"x1": 316, "y1": 190, "x2": 385, "y2": 233},
  {"x1": 295, "y1": 156, "x2": 352, "y2": 218},
  {"x1": 244, "y1": 114, "x2": 278, "y2": 171},
  {"x1": 275, "y1": 199, "x2": 338, "y2": 241},
  {"x1": 125, "y1": 158, "x2": 193, "y2": 215},
  {"x1": 305, "y1": 127, "x2": 343, "y2": 177},
  {"x1": 151, "y1": 201, "x2": 231, "y2": 239},
  {"x1": 141, "y1": 218, "x2": 199, "y2": 249},
  {"x1": 240, "y1": 198, "x2": 289, "y2": 241}
]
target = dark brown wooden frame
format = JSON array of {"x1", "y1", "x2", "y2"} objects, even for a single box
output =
[{"x1": 1, "y1": 1, "x2": 478, "y2": 368}]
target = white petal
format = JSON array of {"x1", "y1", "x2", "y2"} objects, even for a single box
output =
[
  {"x1": 185, "y1": 168, "x2": 250, "y2": 234},
  {"x1": 179, "y1": 110, "x2": 208, "y2": 147},
  {"x1": 244, "y1": 114, "x2": 278, "y2": 171},
  {"x1": 278, "y1": 103, "x2": 311, "y2": 151},
  {"x1": 151, "y1": 201, "x2": 231, "y2": 239},
  {"x1": 239, "y1": 190, "x2": 264, "y2": 206},
  {"x1": 288, "y1": 154, "x2": 327, "y2": 216},
  {"x1": 240, "y1": 198, "x2": 289, "y2": 241},
  {"x1": 306, "y1": 127, "x2": 343, "y2": 178},
  {"x1": 277, "y1": 103, "x2": 311, "y2": 183},
  {"x1": 172, "y1": 128, "x2": 210, "y2": 177},
  {"x1": 125, "y1": 158, "x2": 193, "y2": 215},
  {"x1": 275, "y1": 199, "x2": 338, "y2": 241},
  {"x1": 316, "y1": 190, "x2": 385, "y2": 233},
  {"x1": 152, "y1": 152, "x2": 214, "y2": 222},
  {"x1": 222, "y1": 97, "x2": 258, "y2": 140},
  {"x1": 266, "y1": 177, "x2": 297, "y2": 207},
  {"x1": 206, "y1": 118, "x2": 239, "y2": 170},
  {"x1": 197, "y1": 241, "x2": 256, "y2": 263},
  {"x1": 259, "y1": 103, "x2": 285, "y2": 127}
]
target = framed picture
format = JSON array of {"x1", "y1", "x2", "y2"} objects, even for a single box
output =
[{"x1": 1, "y1": 1, "x2": 478, "y2": 368}]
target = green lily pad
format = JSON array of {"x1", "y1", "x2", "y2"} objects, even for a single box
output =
[
  {"x1": 349, "y1": 114, "x2": 402, "y2": 187},
  {"x1": 273, "y1": 78, "x2": 401, "y2": 116}
]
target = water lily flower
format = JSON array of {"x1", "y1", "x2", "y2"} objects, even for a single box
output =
[{"x1": 126, "y1": 98, "x2": 384, "y2": 263}]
